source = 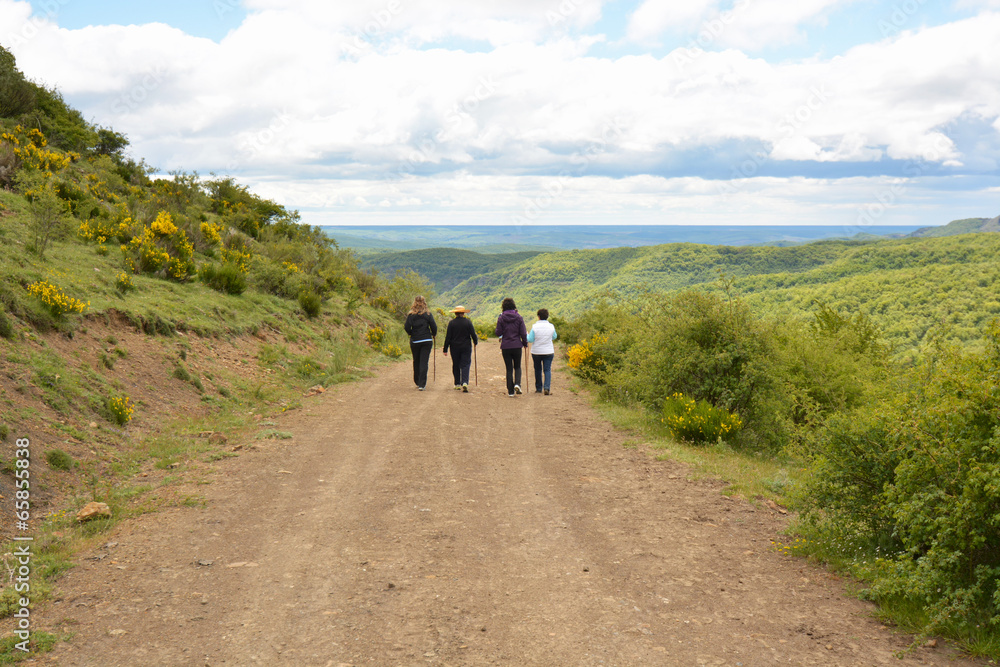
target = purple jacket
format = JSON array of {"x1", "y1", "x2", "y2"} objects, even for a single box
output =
[{"x1": 495, "y1": 310, "x2": 527, "y2": 349}]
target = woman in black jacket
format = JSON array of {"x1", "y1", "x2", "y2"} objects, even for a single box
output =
[
  {"x1": 442, "y1": 306, "x2": 478, "y2": 392},
  {"x1": 403, "y1": 296, "x2": 437, "y2": 390}
]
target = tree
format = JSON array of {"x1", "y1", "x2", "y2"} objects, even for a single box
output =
[{"x1": 16, "y1": 172, "x2": 71, "y2": 259}]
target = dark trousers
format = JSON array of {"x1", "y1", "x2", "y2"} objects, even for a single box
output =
[
  {"x1": 450, "y1": 346, "x2": 472, "y2": 385},
  {"x1": 409, "y1": 340, "x2": 432, "y2": 388},
  {"x1": 501, "y1": 347, "x2": 522, "y2": 395},
  {"x1": 532, "y1": 353, "x2": 554, "y2": 392}
]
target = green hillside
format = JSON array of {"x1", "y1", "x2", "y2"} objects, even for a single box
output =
[
  {"x1": 361, "y1": 247, "x2": 546, "y2": 294},
  {"x1": 908, "y1": 215, "x2": 999, "y2": 237},
  {"x1": 443, "y1": 233, "x2": 1000, "y2": 354}
]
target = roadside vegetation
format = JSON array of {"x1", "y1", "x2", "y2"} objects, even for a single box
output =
[
  {"x1": 558, "y1": 281, "x2": 1000, "y2": 658},
  {"x1": 0, "y1": 46, "x2": 421, "y2": 659}
]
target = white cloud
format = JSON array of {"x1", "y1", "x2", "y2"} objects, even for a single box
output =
[
  {"x1": 625, "y1": 0, "x2": 852, "y2": 50},
  {"x1": 1, "y1": 0, "x2": 998, "y2": 228},
  {"x1": 715, "y1": 0, "x2": 848, "y2": 50},
  {"x1": 625, "y1": 0, "x2": 719, "y2": 43}
]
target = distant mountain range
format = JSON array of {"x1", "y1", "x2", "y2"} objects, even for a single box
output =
[
  {"x1": 351, "y1": 217, "x2": 998, "y2": 297},
  {"x1": 325, "y1": 224, "x2": 932, "y2": 253}
]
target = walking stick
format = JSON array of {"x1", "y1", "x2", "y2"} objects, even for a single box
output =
[
  {"x1": 474, "y1": 344, "x2": 478, "y2": 386},
  {"x1": 432, "y1": 336, "x2": 436, "y2": 383},
  {"x1": 524, "y1": 342, "x2": 529, "y2": 392}
]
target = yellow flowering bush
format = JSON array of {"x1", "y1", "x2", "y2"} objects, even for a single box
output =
[
  {"x1": 26, "y1": 280, "x2": 89, "y2": 316},
  {"x1": 78, "y1": 217, "x2": 118, "y2": 245},
  {"x1": 115, "y1": 271, "x2": 134, "y2": 293},
  {"x1": 121, "y1": 217, "x2": 195, "y2": 280},
  {"x1": 200, "y1": 221, "x2": 222, "y2": 245},
  {"x1": 128, "y1": 226, "x2": 170, "y2": 273},
  {"x1": 107, "y1": 393, "x2": 134, "y2": 425},
  {"x1": 150, "y1": 210, "x2": 177, "y2": 236},
  {"x1": 366, "y1": 326, "x2": 403, "y2": 358},
  {"x1": 661, "y1": 392, "x2": 742, "y2": 444},
  {"x1": 221, "y1": 246, "x2": 252, "y2": 274},
  {"x1": 566, "y1": 333, "x2": 608, "y2": 380},
  {"x1": 1, "y1": 126, "x2": 71, "y2": 174}
]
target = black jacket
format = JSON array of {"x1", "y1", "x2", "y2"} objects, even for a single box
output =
[
  {"x1": 404, "y1": 312, "x2": 437, "y2": 341},
  {"x1": 443, "y1": 316, "x2": 479, "y2": 353}
]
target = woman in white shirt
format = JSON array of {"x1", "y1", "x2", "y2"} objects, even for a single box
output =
[{"x1": 527, "y1": 308, "x2": 558, "y2": 395}]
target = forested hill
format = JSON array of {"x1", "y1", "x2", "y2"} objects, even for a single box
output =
[
  {"x1": 441, "y1": 233, "x2": 1000, "y2": 354},
  {"x1": 908, "y1": 214, "x2": 999, "y2": 237},
  {"x1": 361, "y1": 247, "x2": 545, "y2": 294}
]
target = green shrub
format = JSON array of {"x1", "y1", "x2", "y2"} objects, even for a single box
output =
[
  {"x1": 0, "y1": 307, "x2": 13, "y2": 339},
  {"x1": 0, "y1": 424, "x2": 8, "y2": 441},
  {"x1": 45, "y1": 448, "x2": 74, "y2": 471},
  {"x1": 298, "y1": 290, "x2": 321, "y2": 318},
  {"x1": 800, "y1": 321, "x2": 1000, "y2": 635},
  {"x1": 199, "y1": 262, "x2": 247, "y2": 295},
  {"x1": 172, "y1": 364, "x2": 191, "y2": 382}
]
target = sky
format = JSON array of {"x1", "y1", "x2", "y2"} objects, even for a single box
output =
[{"x1": 2, "y1": 0, "x2": 999, "y2": 229}]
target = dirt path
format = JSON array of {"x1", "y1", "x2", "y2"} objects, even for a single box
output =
[{"x1": 39, "y1": 349, "x2": 986, "y2": 666}]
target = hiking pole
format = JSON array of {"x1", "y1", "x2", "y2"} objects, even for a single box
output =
[
  {"x1": 524, "y1": 343, "x2": 528, "y2": 393},
  {"x1": 474, "y1": 344, "x2": 478, "y2": 386},
  {"x1": 433, "y1": 336, "x2": 436, "y2": 383}
]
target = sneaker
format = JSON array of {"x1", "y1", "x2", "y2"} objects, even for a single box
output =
[
  {"x1": 454, "y1": 385, "x2": 462, "y2": 390},
  {"x1": 508, "y1": 393, "x2": 515, "y2": 397},
  {"x1": 543, "y1": 388, "x2": 550, "y2": 395},
  {"x1": 418, "y1": 386, "x2": 425, "y2": 391},
  {"x1": 462, "y1": 384, "x2": 469, "y2": 393},
  {"x1": 514, "y1": 385, "x2": 522, "y2": 395}
]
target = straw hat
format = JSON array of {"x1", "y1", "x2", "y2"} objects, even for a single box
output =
[{"x1": 450, "y1": 305, "x2": 470, "y2": 314}]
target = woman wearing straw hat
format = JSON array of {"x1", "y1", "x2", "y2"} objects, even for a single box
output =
[{"x1": 442, "y1": 305, "x2": 478, "y2": 392}]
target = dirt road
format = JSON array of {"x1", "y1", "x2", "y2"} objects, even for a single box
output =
[{"x1": 40, "y1": 349, "x2": 986, "y2": 666}]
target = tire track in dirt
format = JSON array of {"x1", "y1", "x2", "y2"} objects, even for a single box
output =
[{"x1": 41, "y1": 349, "x2": 988, "y2": 666}]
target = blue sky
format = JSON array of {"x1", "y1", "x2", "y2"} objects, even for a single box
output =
[{"x1": 4, "y1": 0, "x2": 999, "y2": 227}]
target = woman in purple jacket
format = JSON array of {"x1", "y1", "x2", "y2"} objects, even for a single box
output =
[{"x1": 495, "y1": 297, "x2": 527, "y2": 397}]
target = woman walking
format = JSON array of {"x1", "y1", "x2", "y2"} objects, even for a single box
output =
[
  {"x1": 528, "y1": 308, "x2": 558, "y2": 395},
  {"x1": 442, "y1": 306, "x2": 478, "y2": 392},
  {"x1": 404, "y1": 296, "x2": 437, "y2": 390},
  {"x1": 495, "y1": 297, "x2": 527, "y2": 397}
]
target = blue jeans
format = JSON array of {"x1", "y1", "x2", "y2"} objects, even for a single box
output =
[{"x1": 532, "y1": 353, "x2": 553, "y2": 392}]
